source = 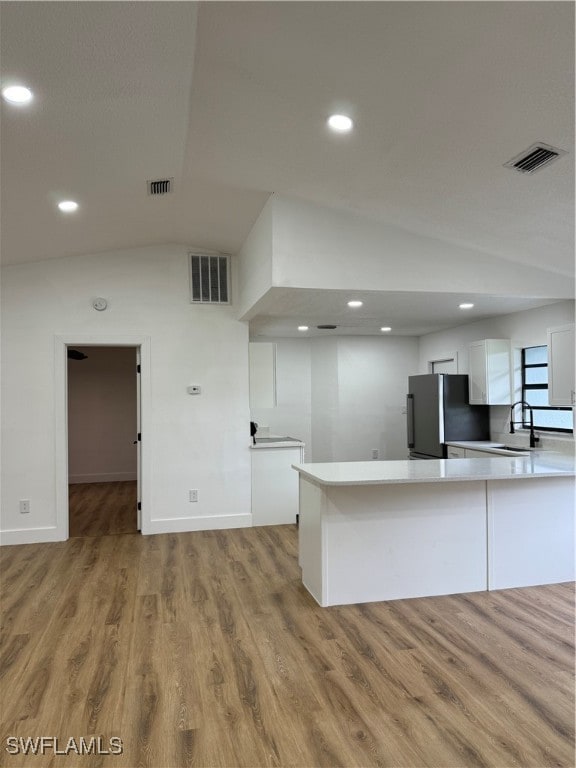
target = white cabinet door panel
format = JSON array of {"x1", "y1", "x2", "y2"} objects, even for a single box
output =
[
  {"x1": 487, "y1": 477, "x2": 575, "y2": 589},
  {"x1": 468, "y1": 339, "x2": 511, "y2": 405},
  {"x1": 468, "y1": 342, "x2": 487, "y2": 404},
  {"x1": 251, "y1": 446, "x2": 303, "y2": 525},
  {"x1": 547, "y1": 324, "x2": 575, "y2": 406}
]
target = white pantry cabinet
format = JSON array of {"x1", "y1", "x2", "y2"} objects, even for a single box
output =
[
  {"x1": 468, "y1": 339, "x2": 512, "y2": 405},
  {"x1": 547, "y1": 324, "x2": 575, "y2": 406}
]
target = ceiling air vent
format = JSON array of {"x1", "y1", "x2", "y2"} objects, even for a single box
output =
[
  {"x1": 147, "y1": 177, "x2": 174, "y2": 195},
  {"x1": 317, "y1": 325, "x2": 338, "y2": 330},
  {"x1": 189, "y1": 252, "x2": 230, "y2": 305},
  {"x1": 504, "y1": 142, "x2": 567, "y2": 174}
]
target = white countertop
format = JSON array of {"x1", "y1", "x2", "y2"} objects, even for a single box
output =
[
  {"x1": 292, "y1": 452, "x2": 575, "y2": 486},
  {"x1": 251, "y1": 437, "x2": 304, "y2": 449}
]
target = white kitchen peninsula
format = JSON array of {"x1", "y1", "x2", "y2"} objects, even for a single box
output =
[{"x1": 293, "y1": 455, "x2": 575, "y2": 607}]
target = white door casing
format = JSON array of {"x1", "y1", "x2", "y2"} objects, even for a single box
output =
[
  {"x1": 55, "y1": 334, "x2": 151, "y2": 540},
  {"x1": 136, "y1": 346, "x2": 142, "y2": 530}
]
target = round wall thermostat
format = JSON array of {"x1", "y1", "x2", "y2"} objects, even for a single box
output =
[{"x1": 92, "y1": 297, "x2": 108, "y2": 311}]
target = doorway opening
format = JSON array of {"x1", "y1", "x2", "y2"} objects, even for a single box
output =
[
  {"x1": 67, "y1": 345, "x2": 141, "y2": 537},
  {"x1": 429, "y1": 356, "x2": 458, "y2": 374}
]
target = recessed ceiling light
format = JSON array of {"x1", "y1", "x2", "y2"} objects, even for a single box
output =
[
  {"x1": 327, "y1": 114, "x2": 353, "y2": 133},
  {"x1": 298, "y1": 326, "x2": 309, "y2": 332},
  {"x1": 380, "y1": 327, "x2": 392, "y2": 332},
  {"x1": 2, "y1": 85, "x2": 33, "y2": 105},
  {"x1": 347, "y1": 300, "x2": 363, "y2": 308},
  {"x1": 459, "y1": 303, "x2": 474, "y2": 310},
  {"x1": 58, "y1": 200, "x2": 79, "y2": 213}
]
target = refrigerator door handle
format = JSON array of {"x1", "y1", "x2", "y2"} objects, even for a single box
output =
[
  {"x1": 407, "y1": 394, "x2": 415, "y2": 449},
  {"x1": 438, "y1": 375, "x2": 445, "y2": 444}
]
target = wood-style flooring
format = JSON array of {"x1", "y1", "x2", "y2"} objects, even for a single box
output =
[
  {"x1": 68, "y1": 481, "x2": 137, "y2": 537},
  {"x1": 0, "y1": 525, "x2": 574, "y2": 767}
]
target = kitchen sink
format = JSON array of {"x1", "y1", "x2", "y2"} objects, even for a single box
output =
[{"x1": 498, "y1": 446, "x2": 531, "y2": 453}]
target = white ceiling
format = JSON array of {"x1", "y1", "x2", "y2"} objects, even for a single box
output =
[
  {"x1": 248, "y1": 289, "x2": 563, "y2": 338},
  {"x1": 1, "y1": 2, "x2": 574, "y2": 335}
]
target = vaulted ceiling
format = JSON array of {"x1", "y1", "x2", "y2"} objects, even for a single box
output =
[{"x1": 1, "y1": 2, "x2": 574, "y2": 330}]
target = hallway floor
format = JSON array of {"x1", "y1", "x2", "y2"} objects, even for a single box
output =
[{"x1": 68, "y1": 481, "x2": 137, "y2": 537}]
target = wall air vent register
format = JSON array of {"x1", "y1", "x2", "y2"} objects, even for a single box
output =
[
  {"x1": 189, "y1": 253, "x2": 230, "y2": 304},
  {"x1": 504, "y1": 142, "x2": 567, "y2": 174},
  {"x1": 147, "y1": 178, "x2": 174, "y2": 195}
]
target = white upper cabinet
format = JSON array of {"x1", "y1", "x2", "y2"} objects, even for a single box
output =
[
  {"x1": 468, "y1": 339, "x2": 512, "y2": 405},
  {"x1": 249, "y1": 342, "x2": 277, "y2": 410},
  {"x1": 547, "y1": 324, "x2": 575, "y2": 406}
]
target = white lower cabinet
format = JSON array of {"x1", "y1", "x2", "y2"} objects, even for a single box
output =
[
  {"x1": 447, "y1": 446, "x2": 467, "y2": 458},
  {"x1": 447, "y1": 446, "x2": 509, "y2": 458},
  {"x1": 251, "y1": 445, "x2": 304, "y2": 526},
  {"x1": 446, "y1": 446, "x2": 492, "y2": 458}
]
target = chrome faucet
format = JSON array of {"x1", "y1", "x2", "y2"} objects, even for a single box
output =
[{"x1": 509, "y1": 400, "x2": 539, "y2": 448}]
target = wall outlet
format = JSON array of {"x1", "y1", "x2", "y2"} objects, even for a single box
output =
[
  {"x1": 19, "y1": 499, "x2": 30, "y2": 514},
  {"x1": 371, "y1": 449, "x2": 379, "y2": 460},
  {"x1": 189, "y1": 489, "x2": 198, "y2": 502}
]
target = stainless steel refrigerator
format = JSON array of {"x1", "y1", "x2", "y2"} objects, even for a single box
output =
[{"x1": 407, "y1": 374, "x2": 489, "y2": 459}]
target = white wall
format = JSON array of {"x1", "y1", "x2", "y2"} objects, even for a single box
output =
[
  {"x1": 1, "y1": 245, "x2": 252, "y2": 544},
  {"x1": 252, "y1": 303, "x2": 573, "y2": 463},
  {"x1": 310, "y1": 338, "x2": 339, "y2": 461},
  {"x1": 68, "y1": 346, "x2": 137, "y2": 483},
  {"x1": 271, "y1": 195, "x2": 572, "y2": 298},
  {"x1": 419, "y1": 300, "x2": 575, "y2": 447},
  {"x1": 250, "y1": 335, "x2": 419, "y2": 462},
  {"x1": 237, "y1": 196, "x2": 274, "y2": 318},
  {"x1": 238, "y1": 194, "x2": 573, "y2": 325},
  {"x1": 332, "y1": 336, "x2": 419, "y2": 461},
  {"x1": 418, "y1": 300, "x2": 574, "y2": 372}
]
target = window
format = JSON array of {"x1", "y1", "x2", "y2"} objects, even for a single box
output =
[{"x1": 521, "y1": 346, "x2": 573, "y2": 432}]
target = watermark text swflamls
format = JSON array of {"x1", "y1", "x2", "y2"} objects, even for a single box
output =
[{"x1": 5, "y1": 736, "x2": 123, "y2": 756}]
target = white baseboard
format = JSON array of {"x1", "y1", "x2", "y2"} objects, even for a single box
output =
[
  {"x1": 146, "y1": 513, "x2": 252, "y2": 535},
  {"x1": 69, "y1": 472, "x2": 137, "y2": 484},
  {"x1": 1, "y1": 514, "x2": 253, "y2": 545},
  {"x1": 0, "y1": 526, "x2": 65, "y2": 546}
]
